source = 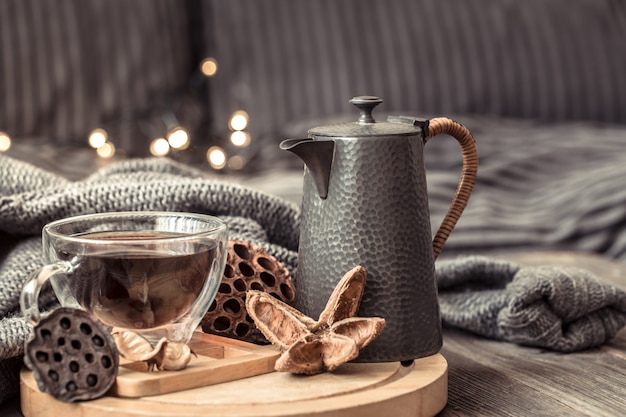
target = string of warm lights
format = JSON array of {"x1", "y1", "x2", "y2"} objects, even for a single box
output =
[
  {"x1": 86, "y1": 55, "x2": 253, "y2": 172},
  {"x1": 202, "y1": 55, "x2": 253, "y2": 171},
  {"x1": 87, "y1": 112, "x2": 192, "y2": 160},
  {"x1": 0, "y1": 56, "x2": 253, "y2": 172},
  {"x1": 205, "y1": 109, "x2": 251, "y2": 170},
  {"x1": 87, "y1": 128, "x2": 115, "y2": 158}
]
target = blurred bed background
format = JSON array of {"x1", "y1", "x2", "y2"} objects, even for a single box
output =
[{"x1": 2, "y1": 0, "x2": 626, "y2": 259}]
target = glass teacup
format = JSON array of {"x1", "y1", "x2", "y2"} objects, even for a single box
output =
[{"x1": 20, "y1": 211, "x2": 228, "y2": 344}]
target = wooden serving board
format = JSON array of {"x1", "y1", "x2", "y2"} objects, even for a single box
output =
[
  {"x1": 111, "y1": 332, "x2": 280, "y2": 397},
  {"x1": 20, "y1": 336, "x2": 448, "y2": 417}
]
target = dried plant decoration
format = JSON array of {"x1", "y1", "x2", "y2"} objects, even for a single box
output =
[
  {"x1": 24, "y1": 308, "x2": 119, "y2": 402},
  {"x1": 201, "y1": 240, "x2": 296, "y2": 343},
  {"x1": 112, "y1": 330, "x2": 194, "y2": 372},
  {"x1": 246, "y1": 265, "x2": 386, "y2": 375}
]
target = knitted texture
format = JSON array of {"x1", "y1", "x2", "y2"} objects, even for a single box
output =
[
  {"x1": 437, "y1": 256, "x2": 626, "y2": 352},
  {"x1": 1, "y1": 155, "x2": 626, "y2": 403}
]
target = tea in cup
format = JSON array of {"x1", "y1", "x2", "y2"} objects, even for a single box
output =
[{"x1": 20, "y1": 211, "x2": 229, "y2": 344}]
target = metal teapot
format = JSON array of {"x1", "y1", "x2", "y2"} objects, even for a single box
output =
[{"x1": 280, "y1": 96, "x2": 478, "y2": 362}]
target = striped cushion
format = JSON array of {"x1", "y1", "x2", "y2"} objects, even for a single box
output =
[
  {"x1": 0, "y1": 0, "x2": 193, "y2": 148},
  {"x1": 205, "y1": 0, "x2": 626, "y2": 144}
]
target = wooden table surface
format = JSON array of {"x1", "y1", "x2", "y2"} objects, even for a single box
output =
[{"x1": 2, "y1": 251, "x2": 625, "y2": 417}]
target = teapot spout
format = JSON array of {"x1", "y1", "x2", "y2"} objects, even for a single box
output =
[{"x1": 280, "y1": 138, "x2": 335, "y2": 199}]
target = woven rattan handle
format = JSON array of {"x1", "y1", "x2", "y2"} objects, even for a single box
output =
[{"x1": 425, "y1": 117, "x2": 478, "y2": 260}]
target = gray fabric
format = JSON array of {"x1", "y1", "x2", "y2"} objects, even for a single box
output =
[
  {"x1": 437, "y1": 256, "x2": 626, "y2": 352},
  {"x1": 1, "y1": 154, "x2": 625, "y2": 404}
]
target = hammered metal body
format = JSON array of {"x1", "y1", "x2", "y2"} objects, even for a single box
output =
[{"x1": 296, "y1": 132, "x2": 442, "y2": 362}]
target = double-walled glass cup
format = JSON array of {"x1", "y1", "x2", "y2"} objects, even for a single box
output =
[{"x1": 20, "y1": 211, "x2": 229, "y2": 344}]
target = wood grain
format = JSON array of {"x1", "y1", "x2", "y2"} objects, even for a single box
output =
[
  {"x1": 111, "y1": 333, "x2": 280, "y2": 397},
  {"x1": 20, "y1": 353, "x2": 448, "y2": 417}
]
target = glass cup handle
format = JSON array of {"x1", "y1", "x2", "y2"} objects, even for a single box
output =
[
  {"x1": 20, "y1": 261, "x2": 73, "y2": 324},
  {"x1": 424, "y1": 117, "x2": 479, "y2": 260}
]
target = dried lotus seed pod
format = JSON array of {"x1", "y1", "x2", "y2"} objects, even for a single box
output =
[
  {"x1": 24, "y1": 307, "x2": 119, "y2": 402},
  {"x1": 201, "y1": 240, "x2": 296, "y2": 343}
]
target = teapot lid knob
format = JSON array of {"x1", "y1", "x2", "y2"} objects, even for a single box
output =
[{"x1": 349, "y1": 96, "x2": 383, "y2": 124}]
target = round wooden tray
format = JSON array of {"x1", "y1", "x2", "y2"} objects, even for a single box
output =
[{"x1": 21, "y1": 353, "x2": 447, "y2": 417}]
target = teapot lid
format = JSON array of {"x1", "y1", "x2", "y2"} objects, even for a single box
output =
[{"x1": 308, "y1": 96, "x2": 428, "y2": 138}]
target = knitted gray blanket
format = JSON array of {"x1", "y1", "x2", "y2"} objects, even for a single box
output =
[{"x1": 1, "y1": 155, "x2": 625, "y2": 404}]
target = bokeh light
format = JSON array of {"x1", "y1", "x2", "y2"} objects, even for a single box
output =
[
  {"x1": 230, "y1": 130, "x2": 251, "y2": 147},
  {"x1": 207, "y1": 146, "x2": 227, "y2": 169},
  {"x1": 150, "y1": 138, "x2": 170, "y2": 156},
  {"x1": 167, "y1": 127, "x2": 190, "y2": 150},
  {"x1": 229, "y1": 110, "x2": 249, "y2": 131},
  {"x1": 200, "y1": 57, "x2": 218, "y2": 77},
  {"x1": 228, "y1": 155, "x2": 245, "y2": 170},
  {"x1": 96, "y1": 141, "x2": 115, "y2": 158},
  {"x1": 0, "y1": 132, "x2": 11, "y2": 152},
  {"x1": 88, "y1": 128, "x2": 108, "y2": 149}
]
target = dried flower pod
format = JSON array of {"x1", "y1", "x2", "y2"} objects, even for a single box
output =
[
  {"x1": 24, "y1": 307, "x2": 119, "y2": 402},
  {"x1": 246, "y1": 265, "x2": 386, "y2": 375},
  {"x1": 112, "y1": 330, "x2": 194, "y2": 372},
  {"x1": 201, "y1": 240, "x2": 296, "y2": 343},
  {"x1": 245, "y1": 291, "x2": 312, "y2": 351},
  {"x1": 159, "y1": 341, "x2": 194, "y2": 371},
  {"x1": 112, "y1": 331, "x2": 167, "y2": 363}
]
